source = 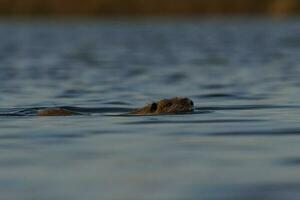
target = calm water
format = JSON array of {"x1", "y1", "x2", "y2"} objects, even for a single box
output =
[{"x1": 1, "y1": 18, "x2": 300, "y2": 200}]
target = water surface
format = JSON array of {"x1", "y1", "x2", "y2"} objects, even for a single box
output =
[{"x1": 1, "y1": 18, "x2": 300, "y2": 200}]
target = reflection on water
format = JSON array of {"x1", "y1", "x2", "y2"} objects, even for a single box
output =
[{"x1": 0, "y1": 18, "x2": 300, "y2": 200}]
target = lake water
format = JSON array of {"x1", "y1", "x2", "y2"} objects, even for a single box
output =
[{"x1": 1, "y1": 18, "x2": 300, "y2": 200}]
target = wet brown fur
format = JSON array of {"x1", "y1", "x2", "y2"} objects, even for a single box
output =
[
  {"x1": 129, "y1": 97, "x2": 194, "y2": 115},
  {"x1": 37, "y1": 97, "x2": 194, "y2": 116},
  {"x1": 37, "y1": 108, "x2": 77, "y2": 116}
]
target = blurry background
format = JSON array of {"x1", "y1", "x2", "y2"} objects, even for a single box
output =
[{"x1": 0, "y1": 0, "x2": 300, "y2": 17}]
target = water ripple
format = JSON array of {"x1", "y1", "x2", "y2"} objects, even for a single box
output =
[
  {"x1": 123, "y1": 119, "x2": 265, "y2": 125},
  {"x1": 196, "y1": 105, "x2": 300, "y2": 111},
  {"x1": 211, "y1": 128, "x2": 300, "y2": 136},
  {"x1": 278, "y1": 157, "x2": 300, "y2": 166},
  {"x1": 195, "y1": 93, "x2": 267, "y2": 100}
]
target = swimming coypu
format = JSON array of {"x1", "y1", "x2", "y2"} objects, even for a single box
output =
[
  {"x1": 37, "y1": 97, "x2": 194, "y2": 116},
  {"x1": 129, "y1": 97, "x2": 194, "y2": 115}
]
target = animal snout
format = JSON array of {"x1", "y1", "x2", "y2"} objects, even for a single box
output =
[
  {"x1": 189, "y1": 100, "x2": 194, "y2": 107},
  {"x1": 190, "y1": 100, "x2": 194, "y2": 107}
]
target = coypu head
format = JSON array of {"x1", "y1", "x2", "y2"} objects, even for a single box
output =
[{"x1": 130, "y1": 97, "x2": 194, "y2": 115}]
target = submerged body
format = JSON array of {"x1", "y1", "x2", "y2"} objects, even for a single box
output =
[
  {"x1": 37, "y1": 108, "x2": 77, "y2": 116},
  {"x1": 37, "y1": 97, "x2": 194, "y2": 116}
]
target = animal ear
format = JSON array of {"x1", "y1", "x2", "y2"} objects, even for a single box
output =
[{"x1": 150, "y1": 103, "x2": 157, "y2": 112}]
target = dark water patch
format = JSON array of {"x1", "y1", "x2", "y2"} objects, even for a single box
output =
[
  {"x1": 177, "y1": 140, "x2": 268, "y2": 153},
  {"x1": 0, "y1": 108, "x2": 19, "y2": 112},
  {"x1": 0, "y1": 132, "x2": 92, "y2": 144},
  {"x1": 164, "y1": 72, "x2": 188, "y2": 83},
  {"x1": 0, "y1": 129, "x2": 122, "y2": 141},
  {"x1": 123, "y1": 119, "x2": 264, "y2": 125},
  {"x1": 56, "y1": 89, "x2": 91, "y2": 98},
  {"x1": 102, "y1": 101, "x2": 131, "y2": 106},
  {"x1": 211, "y1": 128, "x2": 300, "y2": 136},
  {"x1": 195, "y1": 93, "x2": 267, "y2": 100},
  {"x1": 0, "y1": 87, "x2": 22, "y2": 94},
  {"x1": 238, "y1": 183, "x2": 300, "y2": 200},
  {"x1": 0, "y1": 144, "x2": 27, "y2": 150},
  {"x1": 65, "y1": 49, "x2": 100, "y2": 66},
  {"x1": 84, "y1": 129, "x2": 126, "y2": 136},
  {"x1": 0, "y1": 107, "x2": 42, "y2": 116},
  {"x1": 125, "y1": 68, "x2": 148, "y2": 77},
  {"x1": 0, "y1": 159, "x2": 34, "y2": 168},
  {"x1": 65, "y1": 151, "x2": 112, "y2": 161},
  {"x1": 0, "y1": 132, "x2": 85, "y2": 140},
  {"x1": 0, "y1": 113, "x2": 34, "y2": 117},
  {"x1": 192, "y1": 56, "x2": 229, "y2": 66},
  {"x1": 277, "y1": 157, "x2": 300, "y2": 166},
  {"x1": 280, "y1": 36, "x2": 300, "y2": 48},
  {"x1": 199, "y1": 83, "x2": 234, "y2": 90},
  {"x1": 186, "y1": 182, "x2": 300, "y2": 200},
  {"x1": 196, "y1": 105, "x2": 300, "y2": 111}
]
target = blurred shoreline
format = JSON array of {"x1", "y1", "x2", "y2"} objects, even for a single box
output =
[{"x1": 0, "y1": 0, "x2": 300, "y2": 17}]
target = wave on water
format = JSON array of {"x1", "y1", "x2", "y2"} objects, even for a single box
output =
[{"x1": 0, "y1": 103, "x2": 298, "y2": 117}]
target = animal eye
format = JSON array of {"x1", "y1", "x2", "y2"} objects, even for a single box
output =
[{"x1": 150, "y1": 103, "x2": 157, "y2": 112}]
